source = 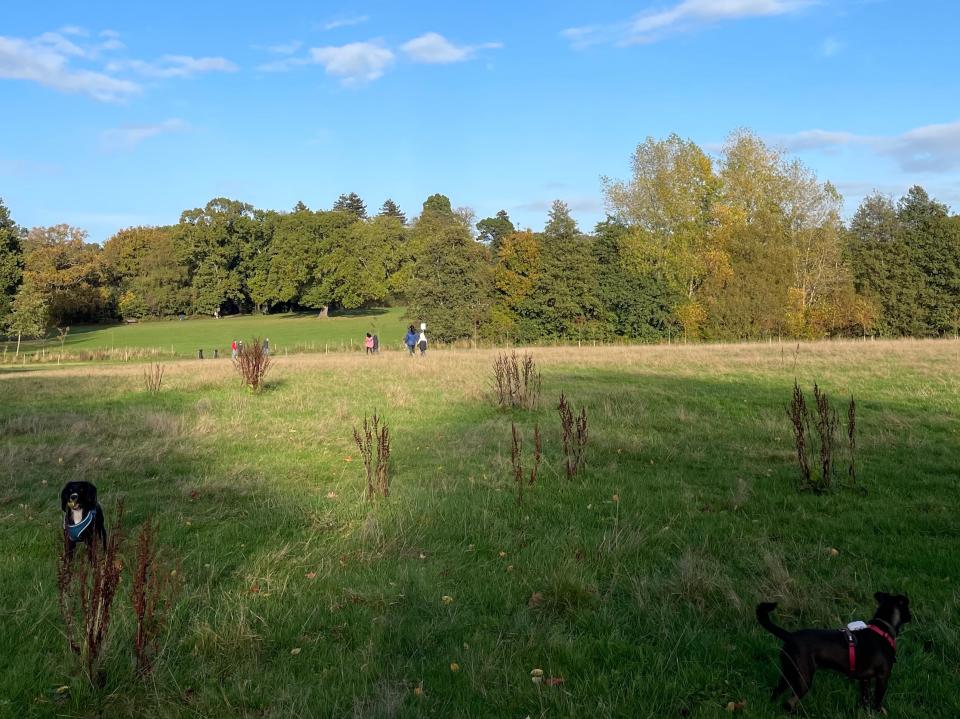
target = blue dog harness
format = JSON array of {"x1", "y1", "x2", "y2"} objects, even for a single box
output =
[{"x1": 65, "y1": 509, "x2": 96, "y2": 541}]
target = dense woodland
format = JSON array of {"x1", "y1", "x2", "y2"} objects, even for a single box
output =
[{"x1": 2, "y1": 130, "x2": 960, "y2": 343}]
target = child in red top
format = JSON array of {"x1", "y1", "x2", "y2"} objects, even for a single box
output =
[{"x1": 364, "y1": 333, "x2": 374, "y2": 354}]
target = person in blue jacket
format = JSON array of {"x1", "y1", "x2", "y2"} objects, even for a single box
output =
[{"x1": 404, "y1": 325, "x2": 418, "y2": 355}]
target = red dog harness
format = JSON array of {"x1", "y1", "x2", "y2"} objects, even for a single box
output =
[{"x1": 844, "y1": 622, "x2": 897, "y2": 673}]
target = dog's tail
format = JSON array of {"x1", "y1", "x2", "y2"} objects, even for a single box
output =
[{"x1": 756, "y1": 602, "x2": 792, "y2": 642}]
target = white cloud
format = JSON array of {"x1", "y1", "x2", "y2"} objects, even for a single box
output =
[
  {"x1": 59, "y1": 26, "x2": 89, "y2": 37},
  {"x1": 100, "y1": 118, "x2": 189, "y2": 152},
  {"x1": 400, "y1": 32, "x2": 502, "y2": 64},
  {"x1": 774, "y1": 120, "x2": 960, "y2": 173},
  {"x1": 310, "y1": 41, "x2": 394, "y2": 85},
  {"x1": 880, "y1": 121, "x2": 960, "y2": 173},
  {"x1": 563, "y1": 0, "x2": 814, "y2": 47},
  {"x1": 108, "y1": 54, "x2": 238, "y2": 79},
  {"x1": 35, "y1": 31, "x2": 88, "y2": 57},
  {"x1": 322, "y1": 16, "x2": 370, "y2": 31},
  {"x1": 0, "y1": 33, "x2": 140, "y2": 101}
]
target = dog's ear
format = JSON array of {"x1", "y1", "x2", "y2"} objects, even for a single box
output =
[
  {"x1": 874, "y1": 591, "x2": 891, "y2": 604},
  {"x1": 85, "y1": 483, "x2": 97, "y2": 504},
  {"x1": 60, "y1": 484, "x2": 69, "y2": 512}
]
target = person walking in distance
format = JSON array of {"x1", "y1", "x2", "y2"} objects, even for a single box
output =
[
  {"x1": 417, "y1": 327, "x2": 428, "y2": 355},
  {"x1": 263, "y1": 338, "x2": 270, "y2": 356},
  {"x1": 364, "y1": 333, "x2": 375, "y2": 355},
  {"x1": 404, "y1": 325, "x2": 418, "y2": 356},
  {"x1": 231, "y1": 339, "x2": 238, "y2": 360}
]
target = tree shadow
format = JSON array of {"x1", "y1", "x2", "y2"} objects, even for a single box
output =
[{"x1": 0, "y1": 364, "x2": 957, "y2": 716}]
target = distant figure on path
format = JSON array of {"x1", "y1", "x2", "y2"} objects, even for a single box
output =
[
  {"x1": 372, "y1": 334, "x2": 379, "y2": 353},
  {"x1": 365, "y1": 333, "x2": 375, "y2": 355},
  {"x1": 231, "y1": 339, "x2": 238, "y2": 360},
  {"x1": 404, "y1": 325, "x2": 418, "y2": 355},
  {"x1": 418, "y1": 328, "x2": 428, "y2": 355},
  {"x1": 263, "y1": 338, "x2": 270, "y2": 356}
]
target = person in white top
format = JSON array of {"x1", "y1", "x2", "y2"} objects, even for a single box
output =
[{"x1": 417, "y1": 330, "x2": 428, "y2": 355}]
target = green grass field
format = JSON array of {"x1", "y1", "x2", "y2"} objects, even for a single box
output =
[
  {"x1": 2, "y1": 341, "x2": 959, "y2": 717},
  {"x1": 1, "y1": 307, "x2": 410, "y2": 362}
]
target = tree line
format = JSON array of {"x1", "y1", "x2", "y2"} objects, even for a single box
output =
[{"x1": 2, "y1": 129, "x2": 960, "y2": 345}]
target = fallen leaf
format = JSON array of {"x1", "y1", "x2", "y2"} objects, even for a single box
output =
[
  {"x1": 250, "y1": 584, "x2": 260, "y2": 594},
  {"x1": 726, "y1": 700, "x2": 747, "y2": 712},
  {"x1": 54, "y1": 686, "x2": 69, "y2": 694},
  {"x1": 441, "y1": 595, "x2": 454, "y2": 604},
  {"x1": 290, "y1": 647, "x2": 301, "y2": 655},
  {"x1": 498, "y1": 551, "x2": 507, "y2": 559},
  {"x1": 530, "y1": 668, "x2": 544, "y2": 684},
  {"x1": 545, "y1": 677, "x2": 564, "y2": 686},
  {"x1": 344, "y1": 456, "x2": 353, "y2": 462},
  {"x1": 527, "y1": 592, "x2": 544, "y2": 608},
  {"x1": 828, "y1": 547, "x2": 840, "y2": 557},
  {"x1": 612, "y1": 493, "x2": 620, "y2": 503},
  {"x1": 305, "y1": 572, "x2": 317, "y2": 580},
  {"x1": 413, "y1": 686, "x2": 423, "y2": 696},
  {"x1": 326, "y1": 491, "x2": 337, "y2": 499},
  {"x1": 450, "y1": 662, "x2": 460, "y2": 672}
]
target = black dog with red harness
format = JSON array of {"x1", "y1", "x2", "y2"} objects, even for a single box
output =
[{"x1": 757, "y1": 593, "x2": 910, "y2": 713}]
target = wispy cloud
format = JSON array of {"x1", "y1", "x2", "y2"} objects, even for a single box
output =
[
  {"x1": 0, "y1": 31, "x2": 139, "y2": 101},
  {"x1": 59, "y1": 25, "x2": 89, "y2": 37},
  {"x1": 256, "y1": 56, "x2": 312, "y2": 73},
  {"x1": 563, "y1": 0, "x2": 814, "y2": 48},
  {"x1": 400, "y1": 32, "x2": 502, "y2": 64},
  {"x1": 266, "y1": 40, "x2": 302, "y2": 55},
  {"x1": 100, "y1": 118, "x2": 189, "y2": 152},
  {"x1": 310, "y1": 41, "x2": 394, "y2": 85},
  {"x1": 774, "y1": 120, "x2": 960, "y2": 173},
  {"x1": 820, "y1": 36, "x2": 843, "y2": 57},
  {"x1": 107, "y1": 55, "x2": 238, "y2": 79},
  {"x1": 322, "y1": 15, "x2": 370, "y2": 31},
  {"x1": 0, "y1": 158, "x2": 63, "y2": 177}
]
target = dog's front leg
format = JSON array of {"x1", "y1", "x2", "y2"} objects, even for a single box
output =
[{"x1": 859, "y1": 680, "x2": 871, "y2": 708}]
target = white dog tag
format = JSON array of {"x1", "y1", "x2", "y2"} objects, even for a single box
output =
[{"x1": 847, "y1": 620, "x2": 868, "y2": 631}]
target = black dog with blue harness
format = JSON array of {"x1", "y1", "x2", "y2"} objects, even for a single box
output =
[{"x1": 60, "y1": 481, "x2": 107, "y2": 551}]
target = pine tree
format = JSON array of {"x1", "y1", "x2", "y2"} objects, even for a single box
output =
[
  {"x1": 378, "y1": 199, "x2": 406, "y2": 223},
  {"x1": 522, "y1": 201, "x2": 600, "y2": 338},
  {"x1": 333, "y1": 192, "x2": 368, "y2": 219},
  {"x1": 476, "y1": 210, "x2": 515, "y2": 252}
]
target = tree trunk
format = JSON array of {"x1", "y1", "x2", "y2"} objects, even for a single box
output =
[
  {"x1": 15, "y1": 331, "x2": 21, "y2": 358},
  {"x1": 317, "y1": 305, "x2": 329, "y2": 319}
]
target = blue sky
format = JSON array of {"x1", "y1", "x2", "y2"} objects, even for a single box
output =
[{"x1": 2, "y1": 0, "x2": 958, "y2": 242}]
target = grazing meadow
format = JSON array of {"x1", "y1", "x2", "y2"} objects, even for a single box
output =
[{"x1": 1, "y1": 339, "x2": 959, "y2": 717}]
